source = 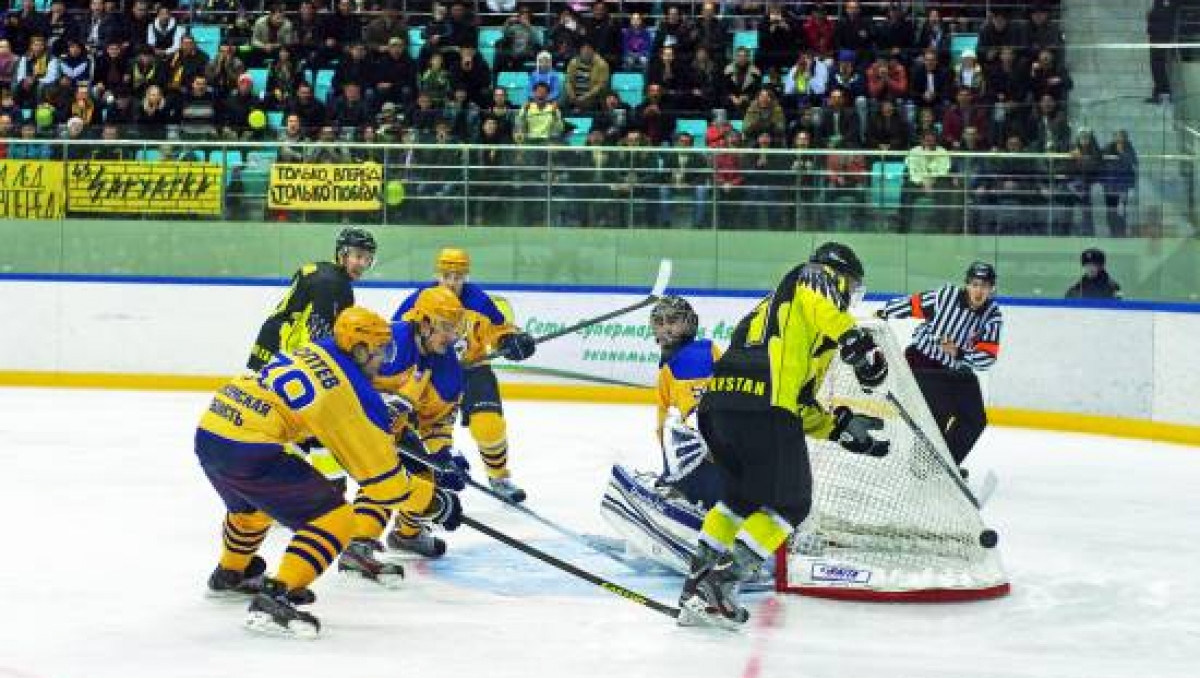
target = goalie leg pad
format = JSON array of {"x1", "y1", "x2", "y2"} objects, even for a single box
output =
[{"x1": 600, "y1": 465, "x2": 704, "y2": 574}]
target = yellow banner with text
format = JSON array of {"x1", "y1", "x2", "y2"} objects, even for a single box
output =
[
  {"x1": 66, "y1": 161, "x2": 223, "y2": 215},
  {"x1": 267, "y1": 163, "x2": 383, "y2": 211},
  {"x1": 0, "y1": 160, "x2": 65, "y2": 219}
]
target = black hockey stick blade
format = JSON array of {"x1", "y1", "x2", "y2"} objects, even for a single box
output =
[
  {"x1": 475, "y1": 258, "x2": 673, "y2": 364},
  {"x1": 461, "y1": 514, "x2": 681, "y2": 619},
  {"x1": 885, "y1": 391, "x2": 981, "y2": 509}
]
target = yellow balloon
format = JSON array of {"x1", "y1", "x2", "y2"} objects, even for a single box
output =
[
  {"x1": 248, "y1": 110, "x2": 267, "y2": 130},
  {"x1": 385, "y1": 180, "x2": 405, "y2": 206}
]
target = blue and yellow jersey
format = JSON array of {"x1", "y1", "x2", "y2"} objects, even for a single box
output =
[
  {"x1": 372, "y1": 321, "x2": 465, "y2": 454},
  {"x1": 394, "y1": 282, "x2": 517, "y2": 365},
  {"x1": 703, "y1": 263, "x2": 857, "y2": 438},
  {"x1": 199, "y1": 338, "x2": 435, "y2": 515},
  {"x1": 656, "y1": 338, "x2": 722, "y2": 441}
]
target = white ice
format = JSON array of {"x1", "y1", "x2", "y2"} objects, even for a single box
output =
[{"x1": 1, "y1": 387, "x2": 1198, "y2": 678}]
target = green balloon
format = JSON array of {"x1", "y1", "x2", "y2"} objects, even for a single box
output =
[
  {"x1": 35, "y1": 106, "x2": 54, "y2": 128},
  {"x1": 385, "y1": 180, "x2": 405, "y2": 206}
]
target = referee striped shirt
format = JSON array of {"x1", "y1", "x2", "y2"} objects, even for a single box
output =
[{"x1": 880, "y1": 284, "x2": 1003, "y2": 371}]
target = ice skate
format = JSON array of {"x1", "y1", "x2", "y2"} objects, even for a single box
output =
[
  {"x1": 677, "y1": 543, "x2": 749, "y2": 629},
  {"x1": 245, "y1": 579, "x2": 320, "y2": 639},
  {"x1": 338, "y1": 538, "x2": 406, "y2": 587},
  {"x1": 207, "y1": 555, "x2": 315, "y2": 604},
  {"x1": 488, "y1": 474, "x2": 527, "y2": 503},
  {"x1": 385, "y1": 524, "x2": 447, "y2": 558}
]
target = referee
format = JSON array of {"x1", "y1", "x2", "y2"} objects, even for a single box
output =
[{"x1": 879, "y1": 262, "x2": 1003, "y2": 470}]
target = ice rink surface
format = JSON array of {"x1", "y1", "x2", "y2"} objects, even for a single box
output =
[{"x1": 1, "y1": 387, "x2": 1198, "y2": 678}]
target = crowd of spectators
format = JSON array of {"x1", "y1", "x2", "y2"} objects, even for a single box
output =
[{"x1": 0, "y1": 0, "x2": 1143, "y2": 235}]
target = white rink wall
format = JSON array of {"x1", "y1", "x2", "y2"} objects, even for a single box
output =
[{"x1": 2, "y1": 280, "x2": 1199, "y2": 427}]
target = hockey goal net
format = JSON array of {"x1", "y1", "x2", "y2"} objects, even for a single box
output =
[{"x1": 776, "y1": 319, "x2": 1010, "y2": 601}]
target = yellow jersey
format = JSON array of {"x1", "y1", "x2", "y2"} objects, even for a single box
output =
[
  {"x1": 394, "y1": 282, "x2": 517, "y2": 366},
  {"x1": 371, "y1": 320, "x2": 465, "y2": 455},
  {"x1": 655, "y1": 337, "x2": 722, "y2": 442}
]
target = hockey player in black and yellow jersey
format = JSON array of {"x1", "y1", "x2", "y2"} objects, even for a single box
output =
[
  {"x1": 356, "y1": 286, "x2": 470, "y2": 560},
  {"x1": 393, "y1": 248, "x2": 537, "y2": 503},
  {"x1": 677, "y1": 242, "x2": 892, "y2": 628},
  {"x1": 196, "y1": 306, "x2": 462, "y2": 638},
  {"x1": 246, "y1": 227, "x2": 377, "y2": 371}
]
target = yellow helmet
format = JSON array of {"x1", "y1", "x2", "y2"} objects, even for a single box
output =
[
  {"x1": 435, "y1": 247, "x2": 471, "y2": 274},
  {"x1": 402, "y1": 286, "x2": 465, "y2": 328},
  {"x1": 334, "y1": 306, "x2": 393, "y2": 356}
]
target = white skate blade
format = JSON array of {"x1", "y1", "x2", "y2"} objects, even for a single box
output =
[
  {"x1": 675, "y1": 597, "x2": 747, "y2": 631},
  {"x1": 244, "y1": 611, "x2": 319, "y2": 640},
  {"x1": 338, "y1": 568, "x2": 405, "y2": 590}
]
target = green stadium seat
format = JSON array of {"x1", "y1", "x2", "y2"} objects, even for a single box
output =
[
  {"x1": 314, "y1": 69, "x2": 335, "y2": 102},
  {"x1": 565, "y1": 116, "x2": 592, "y2": 145},
  {"x1": 611, "y1": 72, "x2": 644, "y2": 107},
  {"x1": 408, "y1": 28, "x2": 424, "y2": 59},
  {"x1": 134, "y1": 149, "x2": 162, "y2": 162},
  {"x1": 951, "y1": 33, "x2": 978, "y2": 65},
  {"x1": 479, "y1": 27, "x2": 504, "y2": 67},
  {"x1": 675, "y1": 118, "x2": 709, "y2": 142},
  {"x1": 498, "y1": 71, "x2": 529, "y2": 105},
  {"x1": 732, "y1": 30, "x2": 758, "y2": 57},
  {"x1": 190, "y1": 25, "x2": 221, "y2": 57},
  {"x1": 871, "y1": 161, "x2": 905, "y2": 209},
  {"x1": 247, "y1": 68, "x2": 268, "y2": 94},
  {"x1": 208, "y1": 150, "x2": 245, "y2": 187},
  {"x1": 730, "y1": 119, "x2": 743, "y2": 133},
  {"x1": 266, "y1": 111, "x2": 284, "y2": 130}
]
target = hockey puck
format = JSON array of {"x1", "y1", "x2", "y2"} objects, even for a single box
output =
[{"x1": 979, "y1": 529, "x2": 999, "y2": 549}]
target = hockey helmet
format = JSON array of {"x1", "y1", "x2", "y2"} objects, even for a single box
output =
[
  {"x1": 809, "y1": 242, "x2": 865, "y2": 283},
  {"x1": 650, "y1": 295, "x2": 699, "y2": 347},
  {"x1": 334, "y1": 306, "x2": 395, "y2": 361},
  {"x1": 965, "y1": 261, "x2": 997, "y2": 285},
  {"x1": 402, "y1": 286, "x2": 466, "y2": 331},
  {"x1": 1081, "y1": 248, "x2": 1106, "y2": 267},
  {"x1": 335, "y1": 227, "x2": 377, "y2": 257},
  {"x1": 435, "y1": 247, "x2": 471, "y2": 274}
]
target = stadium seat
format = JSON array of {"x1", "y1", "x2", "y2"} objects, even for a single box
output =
[
  {"x1": 266, "y1": 111, "x2": 284, "y2": 131},
  {"x1": 565, "y1": 116, "x2": 592, "y2": 145},
  {"x1": 190, "y1": 25, "x2": 221, "y2": 57},
  {"x1": 611, "y1": 72, "x2": 644, "y2": 107},
  {"x1": 675, "y1": 118, "x2": 708, "y2": 142},
  {"x1": 871, "y1": 161, "x2": 906, "y2": 209},
  {"x1": 247, "y1": 68, "x2": 268, "y2": 95},
  {"x1": 208, "y1": 150, "x2": 245, "y2": 187},
  {"x1": 732, "y1": 30, "x2": 758, "y2": 57},
  {"x1": 951, "y1": 33, "x2": 979, "y2": 65},
  {"x1": 314, "y1": 69, "x2": 335, "y2": 102},
  {"x1": 479, "y1": 27, "x2": 504, "y2": 67},
  {"x1": 134, "y1": 149, "x2": 162, "y2": 162},
  {"x1": 408, "y1": 28, "x2": 424, "y2": 59},
  {"x1": 730, "y1": 119, "x2": 743, "y2": 133},
  {"x1": 498, "y1": 71, "x2": 529, "y2": 105}
]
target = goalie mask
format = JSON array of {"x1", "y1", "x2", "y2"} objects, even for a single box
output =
[{"x1": 650, "y1": 296, "x2": 698, "y2": 350}]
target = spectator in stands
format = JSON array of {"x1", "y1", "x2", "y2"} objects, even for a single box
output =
[
  {"x1": 136, "y1": 84, "x2": 173, "y2": 139},
  {"x1": 0, "y1": 40, "x2": 16, "y2": 94},
  {"x1": 46, "y1": 38, "x2": 92, "y2": 87},
  {"x1": 1067, "y1": 128, "x2": 1104, "y2": 236},
  {"x1": 68, "y1": 83, "x2": 98, "y2": 128},
  {"x1": 547, "y1": 7, "x2": 585, "y2": 68},
  {"x1": 14, "y1": 35, "x2": 52, "y2": 107},
  {"x1": 791, "y1": 129, "x2": 823, "y2": 229},
  {"x1": 563, "y1": 128, "x2": 621, "y2": 227},
  {"x1": 942, "y1": 89, "x2": 988, "y2": 150},
  {"x1": 307, "y1": 124, "x2": 352, "y2": 163},
  {"x1": 791, "y1": 104, "x2": 823, "y2": 146},
  {"x1": 1065, "y1": 248, "x2": 1123, "y2": 299},
  {"x1": 693, "y1": 2, "x2": 730, "y2": 60},
  {"x1": 471, "y1": 115, "x2": 513, "y2": 226},
  {"x1": 419, "y1": 52, "x2": 452, "y2": 108},
  {"x1": 820, "y1": 88, "x2": 861, "y2": 148},
  {"x1": 1102, "y1": 130, "x2": 1138, "y2": 237},
  {"x1": 451, "y1": 46, "x2": 492, "y2": 108},
  {"x1": 0, "y1": 91, "x2": 20, "y2": 126},
  {"x1": 334, "y1": 43, "x2": 373, "y2": 97},
  {"x1": 293, "y1": 1, "x2": 326, "y2": 72},
  {"x1": 685, "y1": 46, "x2": 720, "y2": 115},
  {"x1": 364, "y1": 0, "x2": 408, "y2": 56},
  {"x1": 909, "y1": 48, "x2": 951, "y2": 113},
  {"x1": 220, "y1": 73, "x2": 259, "y2": 140},
  {"x1": 82, "y1": 0, "x2": 126, "y2": 53},
  {"x1": 4, "y1": 1, "x2": 43, "y2": 57},
  {"x1": 954, "y1": 49, "x2": 986, "y2": 99},
  {"x1": 444, "y1": 86, "x2": 480, "y2": 140},
  {"x1": 332, "y1": 81, "x2": 371, "y2": 130},
  {"x1": 758, "y1": 3, "x2": 798, "y2": 74},
  {"x1": 657, "y1": 131, "x2": 711, "y2": 229},
  {"x1": 782, "y1": 51, "x2": 821, "y2": 109},
  {"x1": 647, "y1": 45, "x2": 686, "y2": 107},
  {"x1": 147, "y1": 5, "x2": 183, "y2": 57},
  {"x1": 593, "y1": 90, "x2": 631, "y2": 143},
  {"x1": 834, "y1": 0, "x2": 873, "y2": 61},
  {"x1": 746, "y1": 131, "x2": 792, "y2": 229},
  {"x1": 179, "y1": 74, "x2": 219, "y2": 141},
  {"x1": 130, "y1": 44, "x2": 165, "y2": 99},
  {"x1": 165, "y1": 36, "x2": 210, "y2": 98},
  {"x1": 41, "y1": 74, "x2": 75, "y2": 122},
  {"x1": 866, "y1": 55, "x2": 907, "y2": 103},
  {"x1": 1027, "y1": 2, "x2": 1064, "y2": 62},
  {"x1": 901, "y1": 129, "x2": 952, "y2": 232},
  {"x1": 1030, "y1": 48, "x2": 1072, "y2": 102},
  {"x1": 514, "y1": 80, "x2": 563, "y2": 143},
  {"x1": 409, "y1": 91, "x2": 441, "y2": 133},
  {"x1": 443, "y1": 1, "x2": 480, "y2": 54},
  {"x1": 496, "y1": 5, "x2": 540, "y2": 73},
  {"x1": 955, "y1": 124, "x2": 992, "y2": 231},
  {"x1": 865, "y1": 98, "x2": 909, "y2": 152},
  {"x1": 1032, "y1": 93, "x2": 1070, "y2": 152},
  {"x1": 711, "y1": 125, "x2": 745, "y2": 224},
  {"x1": 323, "y1": 0, "x2": 362, "y2": 66},
  {"x1": 265, "y1": 46, "x2": 303, "y2": 110},
  {"x1": 126, "y1": 1, "x2": 151, "y2": 53},
  {"x1": 373, "y1": 36, "x2": 419, "y2": 107},
  {"x1": 823, "y1": 134, "x2": 866, "y2": 223},
  {"x1": 45, "y1": 0, "x2": 77, "y2": 57},
  {"x1": 101, "y1": 85, "x2": 136, "y2": 125},
  {"x1": 250, "y1": 4, "x2": 296, "y2": 68},
  {"x1": 721, "y1": 46, "x2": 761, "y2": 118},
  {"x1": 484, "y1": 86, "x2": 516, "y2": 137},
  {"x1": 915, "y1": 8, "x2": 951, "y2": 65},
  {"x1": 875, "y1": 2, "x2": 916, "y2": 61},
  {"x1": 1146, "y1": 0, "x2": 1176, "y2": 103},
  {"x1": 92, "y1": 41, "x2": 130, "y2": 99},
  {"x1": 621, "y1": 11, "x2": 653, "y2": 71},
  {"x1": 585, "y1": 1, "x2": 621, "y2": 71},
  {"x1": 287, "y1": 82, "x2": 328, "y2": 132},
  {"x1": 633, "y1": 83, "x2": 674, "y2": 145},
  {"x1": 278, "y1": 113, "x2": 308, "y2": 162},
  {"x1": 654, "y1": 6, "x2": 696, "y2": 59},
  {"x1": 527, "y1": 51, "x2": 562, "y2": 102},
  {"x1": 977, "y1": 9, "x2": 1028, "y2": 65},
  {"x1": 743, "y1": 88, "x2": 785, "y2": 141},
  {"x1": 802, "y1": 3, "x2": 836, "y2": 56}
]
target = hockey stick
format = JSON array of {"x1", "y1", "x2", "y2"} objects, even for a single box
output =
[
  {"x1": 974, "y1": 470, "x2": 999, "y2": 508},
  {"x1": 884, "y1": 392, "x2": 981, "y2": 509},
  {"x1": 474, "y1": 258, "x2": 674, "y2": 364},
  {"x1": 394, "y1": 442, "x2": 650, "y2": 569},
  {"x1": 461, "y1": 514, "x2": 681, "y2": 619}
]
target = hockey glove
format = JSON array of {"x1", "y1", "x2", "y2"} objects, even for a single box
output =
[
  {"x1": 382, "y1": 393, "x2": 419, "y2": 435},
  {"x1": 497, "y1": 332, "x2": 537, "y2": 361},
  {"x1": 427, "y1": 445, "x2": 470, "y2": 491},
  {"x1": 829, "y1": 406, "x2": 890, "y2": 457},
  {"x1": 426, "y1": 488, "x2": 463, "y2": 531},
  {"x1": 839, "y1": 328, "x2": 888, "y2": 389}
]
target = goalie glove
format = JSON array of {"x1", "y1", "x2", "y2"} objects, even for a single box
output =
[
  {"x1": 839, "y1": 327, "x2": 888, "y2": 389},
  {"x1": 661, "y1": 411, "x2": 708, "y2": 483},
  {"x1": 497, "y1": 331, "x2": 537, "y2": 361},
  {"x1": 829, "y1": 406, "x2": 890, "y2": 457}
]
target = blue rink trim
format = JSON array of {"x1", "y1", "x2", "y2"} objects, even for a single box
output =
[{"x1": 4, "y1": 272, "x2": 1200, "y2": 313}]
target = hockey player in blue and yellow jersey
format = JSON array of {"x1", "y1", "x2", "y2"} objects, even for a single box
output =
[
  {"x1": 677, "y1": 243, "x2": 892, "y2": 628},
  {"x1": 196, "y1": 306, "x2": 463, "y2": 638},
  {"x1": 393, "y1": 248, "x2": 537, "y2": 504},
  {"x1": 364, "y1": 285, "x2": 471, "y2": 559}
]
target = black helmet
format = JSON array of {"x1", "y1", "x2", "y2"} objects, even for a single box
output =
[
  {"x1": 809, "y1": 242, "x2": 864, "y2": 282},
  {"x1": 1081, "y1": 248, "x2": 1105, "y2": 266},
  {"x1": 965, "y1": 261, "x2": 997, "y2": 285},
  {"x1": 335, "y1": 227, "x2": 377, "y2": 258},
  {"x1": 650, "y1": 295, "x2": 699, "y2": 347}
]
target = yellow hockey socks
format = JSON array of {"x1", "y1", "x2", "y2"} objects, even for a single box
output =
[
  {"x1": 218, "y1": 511, "x2": 272, "y2": 572},
  {"x1": 469, "y1": 411, "x2": 511, "y2": 479},
  {"x1": 277, "y1": 503, "x2": 354, "y2": 591}
]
